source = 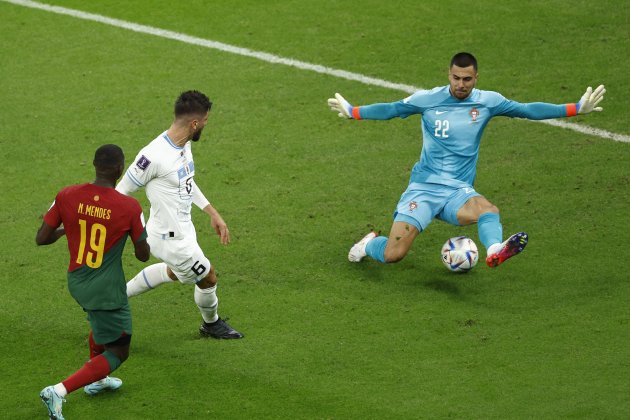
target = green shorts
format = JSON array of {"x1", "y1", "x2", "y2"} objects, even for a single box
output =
[{"x1": 86, "y1": 303, "x2": 132, "y2": 345}]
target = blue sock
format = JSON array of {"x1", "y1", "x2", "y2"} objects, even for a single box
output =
[
  {"x1": 365, "y1": 236, "x2": 387, "y2": 263},
  {"x1": 478, "y1": 212, "x2": 502, "y2": 250}
]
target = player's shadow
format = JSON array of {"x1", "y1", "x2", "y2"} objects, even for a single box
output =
[
  {"x1": 350, "y1": 260, "x2": 467, "y2": 301},
  {"x1": 422, "y1": 279, "x2": 461, "y2": 296}
]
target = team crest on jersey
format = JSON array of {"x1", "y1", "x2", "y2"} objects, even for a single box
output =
[
  {"x1": 409, "y1": 201, "x2": 418, "y2": 212},
  {"x1": 470, "y1": 107, "x2": 479, "y2": 122},
  {"x1": 136, "y1": 155, "x2": 151, "y2": 170}
]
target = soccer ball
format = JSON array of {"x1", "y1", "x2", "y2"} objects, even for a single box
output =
[{"x1": 441, "y1": 236, "x2": 479, "y2": 273}]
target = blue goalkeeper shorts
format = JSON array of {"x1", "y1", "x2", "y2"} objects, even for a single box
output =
[{"x1": 393, "y1": 182, "x2": 480, "y2": 232}]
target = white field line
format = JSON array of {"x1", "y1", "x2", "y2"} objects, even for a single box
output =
[{"x1": 4, "y1": 0, "x2": 629, "y2": 143}]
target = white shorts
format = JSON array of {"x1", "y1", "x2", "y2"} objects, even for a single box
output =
[{"x1": 147, "y1": 233, "x2": 211, "y2": 284}]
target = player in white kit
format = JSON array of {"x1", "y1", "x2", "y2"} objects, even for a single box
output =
[{"x1": 116, "y1": 90, "x2": 243, "y2": 339}]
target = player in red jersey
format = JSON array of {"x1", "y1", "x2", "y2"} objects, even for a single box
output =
[{"x1": 36, "y1": 144, "x2": 150, "y2": 420}]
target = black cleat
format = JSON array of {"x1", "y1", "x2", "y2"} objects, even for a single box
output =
[{"x1": 199, "y1": 318, "x2": 244, "y2": 339}]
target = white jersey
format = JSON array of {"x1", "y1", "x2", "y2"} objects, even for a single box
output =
[{"x1": 117, "y1": 131, "x2": 209, "y2": 239}]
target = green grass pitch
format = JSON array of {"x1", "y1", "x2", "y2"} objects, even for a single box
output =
[{"x1": 1, "y1": 0, "x2": 629, "y2": 418}]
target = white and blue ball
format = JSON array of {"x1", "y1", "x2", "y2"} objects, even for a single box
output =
[{"x1": 441, "y1": 236, "x2": 478, "y2": 272}]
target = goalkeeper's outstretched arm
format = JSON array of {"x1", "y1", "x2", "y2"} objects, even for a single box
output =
[
  {"x1": 327, "y1": 93, "x2": 418, "y2": 120},
  {"x1": 498, "y1": 85, "x2": 606, "y2": 120}
]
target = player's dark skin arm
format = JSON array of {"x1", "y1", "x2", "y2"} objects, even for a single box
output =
[
  {"x1": 134, "y1": 239, "x2": 150, "y2": 262},
  {"x1": 35, "y1": 222, "x2": 65, "y2": 245}
]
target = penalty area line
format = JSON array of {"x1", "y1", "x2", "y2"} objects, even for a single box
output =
[{"x1": 3, "y1": 0, "x2": 629, "y2": 143}]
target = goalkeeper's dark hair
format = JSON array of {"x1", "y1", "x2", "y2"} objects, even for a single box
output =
[
  {"x1": 450, "y1": 52, "x2": 478, "y2": 71},
  {"x1": 174, "y1": 90, "x2": 212, "y2": 117},
  {"x1": 93, "y1": 144, "x2": 124, "y2": 169}
]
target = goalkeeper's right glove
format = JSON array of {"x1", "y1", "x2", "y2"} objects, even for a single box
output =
[
  {"x1": 577, "y1": 84, "x2": 605, "y2": 114},
  {"x1": 327, "y1": 93, "x2": 354, "y2": 119}
]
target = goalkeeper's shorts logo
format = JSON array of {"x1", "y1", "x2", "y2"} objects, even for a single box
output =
[{"x1": 409, "y1": 201, "x2": 418, "y2": 212}]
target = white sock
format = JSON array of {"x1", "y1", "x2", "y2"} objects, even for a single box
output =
[
  {"x1": 53, "y1": 383, "x2": 67, "y2": 398},
  {"x1": 126, "y1": 263, "x2": 172, "y2": 297},
  {"x1": 487, "y1": 242, "x2": 502, "y2": 256},
  {"x1": 194, "y1": 285, "x2": 219, "y2": 324}
]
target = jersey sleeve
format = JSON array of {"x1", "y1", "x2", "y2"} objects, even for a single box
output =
[
  {"x1": 354, "y1": 90, "x2": 430, "y2": 120},
  {"x1": 119, "y1": 149, "x2": 160, "y2": 192},
  {"x1": 42, "y1": 194, "x2": 63, "y2": 229},
  {"x1": 489, "y1": 92, "x2": 573, "y2": 120},
  {"x1": 354, "y1": 101, "x2": 416, "y2": 120},
  {"x1": 191, "y1": 179, "x2": 210, "y2": 209}
]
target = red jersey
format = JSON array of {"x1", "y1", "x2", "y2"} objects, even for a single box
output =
[{"x1": 44, "y1": 183, "x2": 146, "y2": 309}]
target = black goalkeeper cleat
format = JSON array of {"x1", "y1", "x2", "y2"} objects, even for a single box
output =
[{"x1": 199, "y1": 318, "x2": 244, "y2": 339}]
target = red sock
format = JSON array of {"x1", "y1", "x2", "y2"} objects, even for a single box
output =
[
  {"x1": 62, "y1": 354, "x2": 111, "y2": 393},
  {"x1": 89, "y1": 331, "x2": 105, "y2": 359}
]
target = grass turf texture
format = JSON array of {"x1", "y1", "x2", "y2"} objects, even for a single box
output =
[{"x1": 1, "y1": 0, "x2": 629, "y2": 418}]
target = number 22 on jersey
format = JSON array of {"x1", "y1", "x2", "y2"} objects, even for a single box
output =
[
  {"x1": 435, "y1": 119, "x2": 449, "y2": 138},
  {"x1": 76, "y1": 219, "x2": 107, "y2": 268}
]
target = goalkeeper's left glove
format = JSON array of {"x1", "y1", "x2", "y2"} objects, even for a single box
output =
[
  {"x1": 327, "y1": 93, "x2": 353, "y2": 118},
  {"x1": 577, "y1": 84, "x2": 605, "y2": 114}
]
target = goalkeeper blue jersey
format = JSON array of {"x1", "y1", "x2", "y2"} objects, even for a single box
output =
[{"x1": 355, "y1": 86, "x2": 573, "y2": 187}]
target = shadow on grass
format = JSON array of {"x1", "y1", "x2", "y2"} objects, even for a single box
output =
[
  {"x1": 422, "y1": 279, "x2": 461, "y2": 295},
  {"x1": 352, "y1": 262, "x2": 386, "y2": 284}
]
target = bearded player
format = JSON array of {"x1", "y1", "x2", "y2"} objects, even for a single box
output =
[
  {"x1": 116, "y1": 90, "x2": 243, "y2": 339},
  {"x1": 328, "y1": 52, "x2": 605, "y2": 268}
]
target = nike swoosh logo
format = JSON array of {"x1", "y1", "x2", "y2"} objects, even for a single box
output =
[{"x1": 435, "y1": 110, "x2": 448, "y2": 115}]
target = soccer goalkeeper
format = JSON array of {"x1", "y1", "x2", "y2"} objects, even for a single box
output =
[{"x1": 328, "y1": 52, "x2": 605, "y2": 268}]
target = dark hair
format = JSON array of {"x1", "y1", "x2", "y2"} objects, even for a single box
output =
[
  {"x1": 93, "y1": 144, "x2": 124, "y2": 169},
  {"x1": 174, "y1": 90, "x2": 212, "y2": 117},
  {"x1": 450, "y1": 52, "x2": 477, "y2": 71}
]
